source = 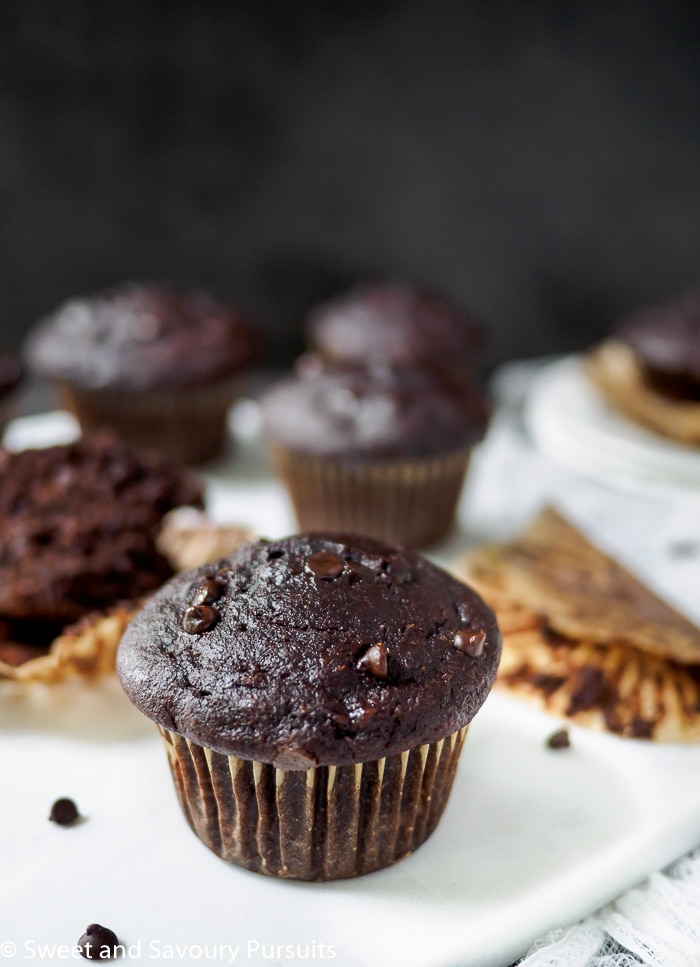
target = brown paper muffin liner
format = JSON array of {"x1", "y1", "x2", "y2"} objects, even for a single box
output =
[
  {"x1": 158, "y1": 725, "x2": 468, "y2": 880},
  {"x1": 58, "y1": 379, "x2": 238, "y2": 465},
  {"x1": 268, "y1": 445, "x2": 472, "y2": 547}
]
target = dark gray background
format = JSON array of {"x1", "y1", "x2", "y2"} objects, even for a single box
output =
[{"x1": 1, "y1": 0, "x2": 699, "y2": 372}]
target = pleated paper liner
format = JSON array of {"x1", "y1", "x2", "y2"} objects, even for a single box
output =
[
  {"x1": 268, "y1": 444, "x2": 472, "y2": 548},
  {"x1": 57, "y1": 378, "x2": 238, "y2": 465},
  {"x1": 158, "y1": 725, "x2": 469, "y2": 880}
]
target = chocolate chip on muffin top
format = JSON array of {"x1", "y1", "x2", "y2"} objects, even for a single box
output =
[
  {"x1": 24, "y1": 283, "x2": 257, "y2": 392},
  {"x1": 117, "y1": 533, "x2": 501, "y2": 767},
  {"x1": 0, "y1": 435, "x2": 203, "y2": 635}
]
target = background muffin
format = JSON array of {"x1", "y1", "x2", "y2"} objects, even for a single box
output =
[
  {"x1": 0, "y1": 348, "x2": 22, "y2": 438},
  {"x1": 586, "y1": 289, "x2": 700, "y2": 446},
  {"x1": 305, "y1": 280, "x2": 483, "y2": 377},
  {"x1": 261, "y1": 361, "x2": 488, "y2": 547},
  {"x1": 117, "y1": 531, "x2": 501, "y2": 880},
  {"x1": 0, "y1": 433, "x2": 203, "y2": 675},
  {"x1": 24, "y1": 282, "x2": 258, "y2": 464}
]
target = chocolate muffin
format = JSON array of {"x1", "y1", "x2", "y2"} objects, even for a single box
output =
[
  {"x1": 305, "y1": 280, "x2": 482, "y2": 375},
  {"x1": 24, "y1": 283, "x2": 258, "y2": 464},
  {"x1": 261, "y1": 362, "x2": 488, "y2": 546},
  {"x1": 117, "y1": 532, "x2": 501, "y2": 880},
  {"x1": 0, "y1": 434, "x2": 203, "y2": 663},
  {"x1": 586, "y1": 289, "x2": 700, "y2": 446},
  {"x1": 0, "y1": 348, "x2": 22, "y2": 437}
]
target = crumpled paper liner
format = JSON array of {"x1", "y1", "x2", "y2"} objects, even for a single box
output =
[
  {"x1": 158, "y1": 724, "x2": 469, "y2": 880},
  {"x1": 0, "y1": 605, "x2": 138, "y2": 683},
  {"x1": 0, "y1": 511, "x2": 254, "y2": 684},
  {"x1": 452, "y1": 507, "x2": 700, "y2": 742},
  {"x1": 586, "y1": 340, "x2": 700, "y2": 447}
]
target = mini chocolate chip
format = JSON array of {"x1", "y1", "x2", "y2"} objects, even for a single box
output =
[
  {"x1": 49, "y1": 797, "x2": 80, "y2": 826},
  {"x1": 183, "y1": 604, "x2": 218, "y2": 634},
  {"x1": 454, "y1": 629, "x2": 486, "y2": 657},
  {"x1": 77, "y1": 923, "x2": 120, "y2": 960},
  {"x1": 357, "y1": 642, "x2": 388, "y2": 679},
  {"x1": 191, "y1": 577, "x2": 223, "y2": 606},
  {"x1": 306, "y1": 551, "x2": 345, "y2": 580},
  {"x1": 546, "y1": 729, "x2": 571, "y2": 750},
  {"x1": 267, "y1": 548, "x2": 286, "y2": 560}
]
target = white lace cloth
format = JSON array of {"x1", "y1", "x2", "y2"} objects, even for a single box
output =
[
  {"x1": 518, "y1": 847, "x2": 700, "y2": 966},
  {"x1": 483, "y1": 360, "x2": 700, "y2": 967}
]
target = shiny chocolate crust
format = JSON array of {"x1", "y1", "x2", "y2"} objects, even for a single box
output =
[
  {"x1": 0, "y1": 435, "x2": 203, "y2": 628},
  {"x1": 306, "y1": 280, "x2": 482, "y2": 368},
  {"x1": 25, "y1": 283, "x2": 257, "y2": 392},
  {"x1": 260, "y1": 363, "x2": 488, "y2": 460},
  {"x1": 117, "y1": 533, "x2": 501, "y2": 767},
  {"x1": 616, "y1": 289, "x2": 700, "y2": 400}
]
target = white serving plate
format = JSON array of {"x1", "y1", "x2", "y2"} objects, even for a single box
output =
[
  {"x1": 524, "y1": 355, "x2": 700, "y2": 496},
  {"x1": 2, "y1": 409, "x2": 700, "y2": 967}
]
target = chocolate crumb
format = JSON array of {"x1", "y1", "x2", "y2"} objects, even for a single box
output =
[
  {"x1": 183, "y1": 605, "x2": 218, "y2": 634},
  {"x1": 77, "y1": 923, "x2": 120, "y2": 960},
  {"x1": 546, "y1": 729, "x2": 571, "y2": 750},
  {"x1": 49, "y1": 797, "x2": 81, "y2": 826},
  {"x1": 306, "y1": 551, "x2": 345, "y2": 580},
  {"x1": 357, "y1": 642, "x2": 389, "y2": 679}
]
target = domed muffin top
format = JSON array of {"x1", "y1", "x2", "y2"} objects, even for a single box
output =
[
  {"x1": 260, "y1": 362, "x2": 488, "y2": 460},
  {"x1": 616, "y1": 289, "x2": 700, "y2": 398},
  {"x1": 25, "y1": 283, "x2": 257, "y2": 392},
  {"x1": 306, "y1": 280, "x2": 482, "y2": 369},
  {"x1": 117, "y1": 532, "x2": 501, "y2": 767}
]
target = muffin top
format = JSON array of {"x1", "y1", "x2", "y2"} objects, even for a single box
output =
[
  {"x1": 0, "y1": 435, "x2": 203, "y2": 632},
  {"x1": 306, "y1": 280, "x2": 482, "y2": 369},
  {"x1": 0, "y1": 349, "x2": 22, "y2": 397},
  {"x1": 24, "y1": 283, "x2": 257, "y2": 392},
  {"x1": 260, "y1": 362, "x2": 488, "y2": 460},
  {"x1": 615, "y1": 289, "x2": 700, "y2": 398},
  {"x1": 117, "y1": 532, "x2": 501, "y2": 766}
]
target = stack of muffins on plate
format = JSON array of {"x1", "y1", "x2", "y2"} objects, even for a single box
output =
[
  {"x1": 586, "y1": 288, "x2": 700, "y2": 447},
  {"x1": 261, "y1": 280, "x2": 490, "y2": 547}
]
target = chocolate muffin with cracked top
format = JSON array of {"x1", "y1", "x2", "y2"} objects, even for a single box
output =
[
  {"x1": 24, "y1": 282, "x2": 258, "y2": 464},
  {"x1": 117, "y1": 531, "x2": 501, "y2": 880},
  {"x1": 0, "y1": 348, "x2": 22, "y2": 437},
  {"x1": 305, "y1": 280, "x2": 483, "y2": 376},
  {"x1": 261, "y1": 362, "x2": 488, "y2": 546},
  {"x1": 0, "y1": 434, "x2": 203, "y2": 666}
]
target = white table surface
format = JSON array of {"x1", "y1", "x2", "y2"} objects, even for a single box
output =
[{"x1": 2, "y1": 361, "x2": 700, "y2": 967}]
